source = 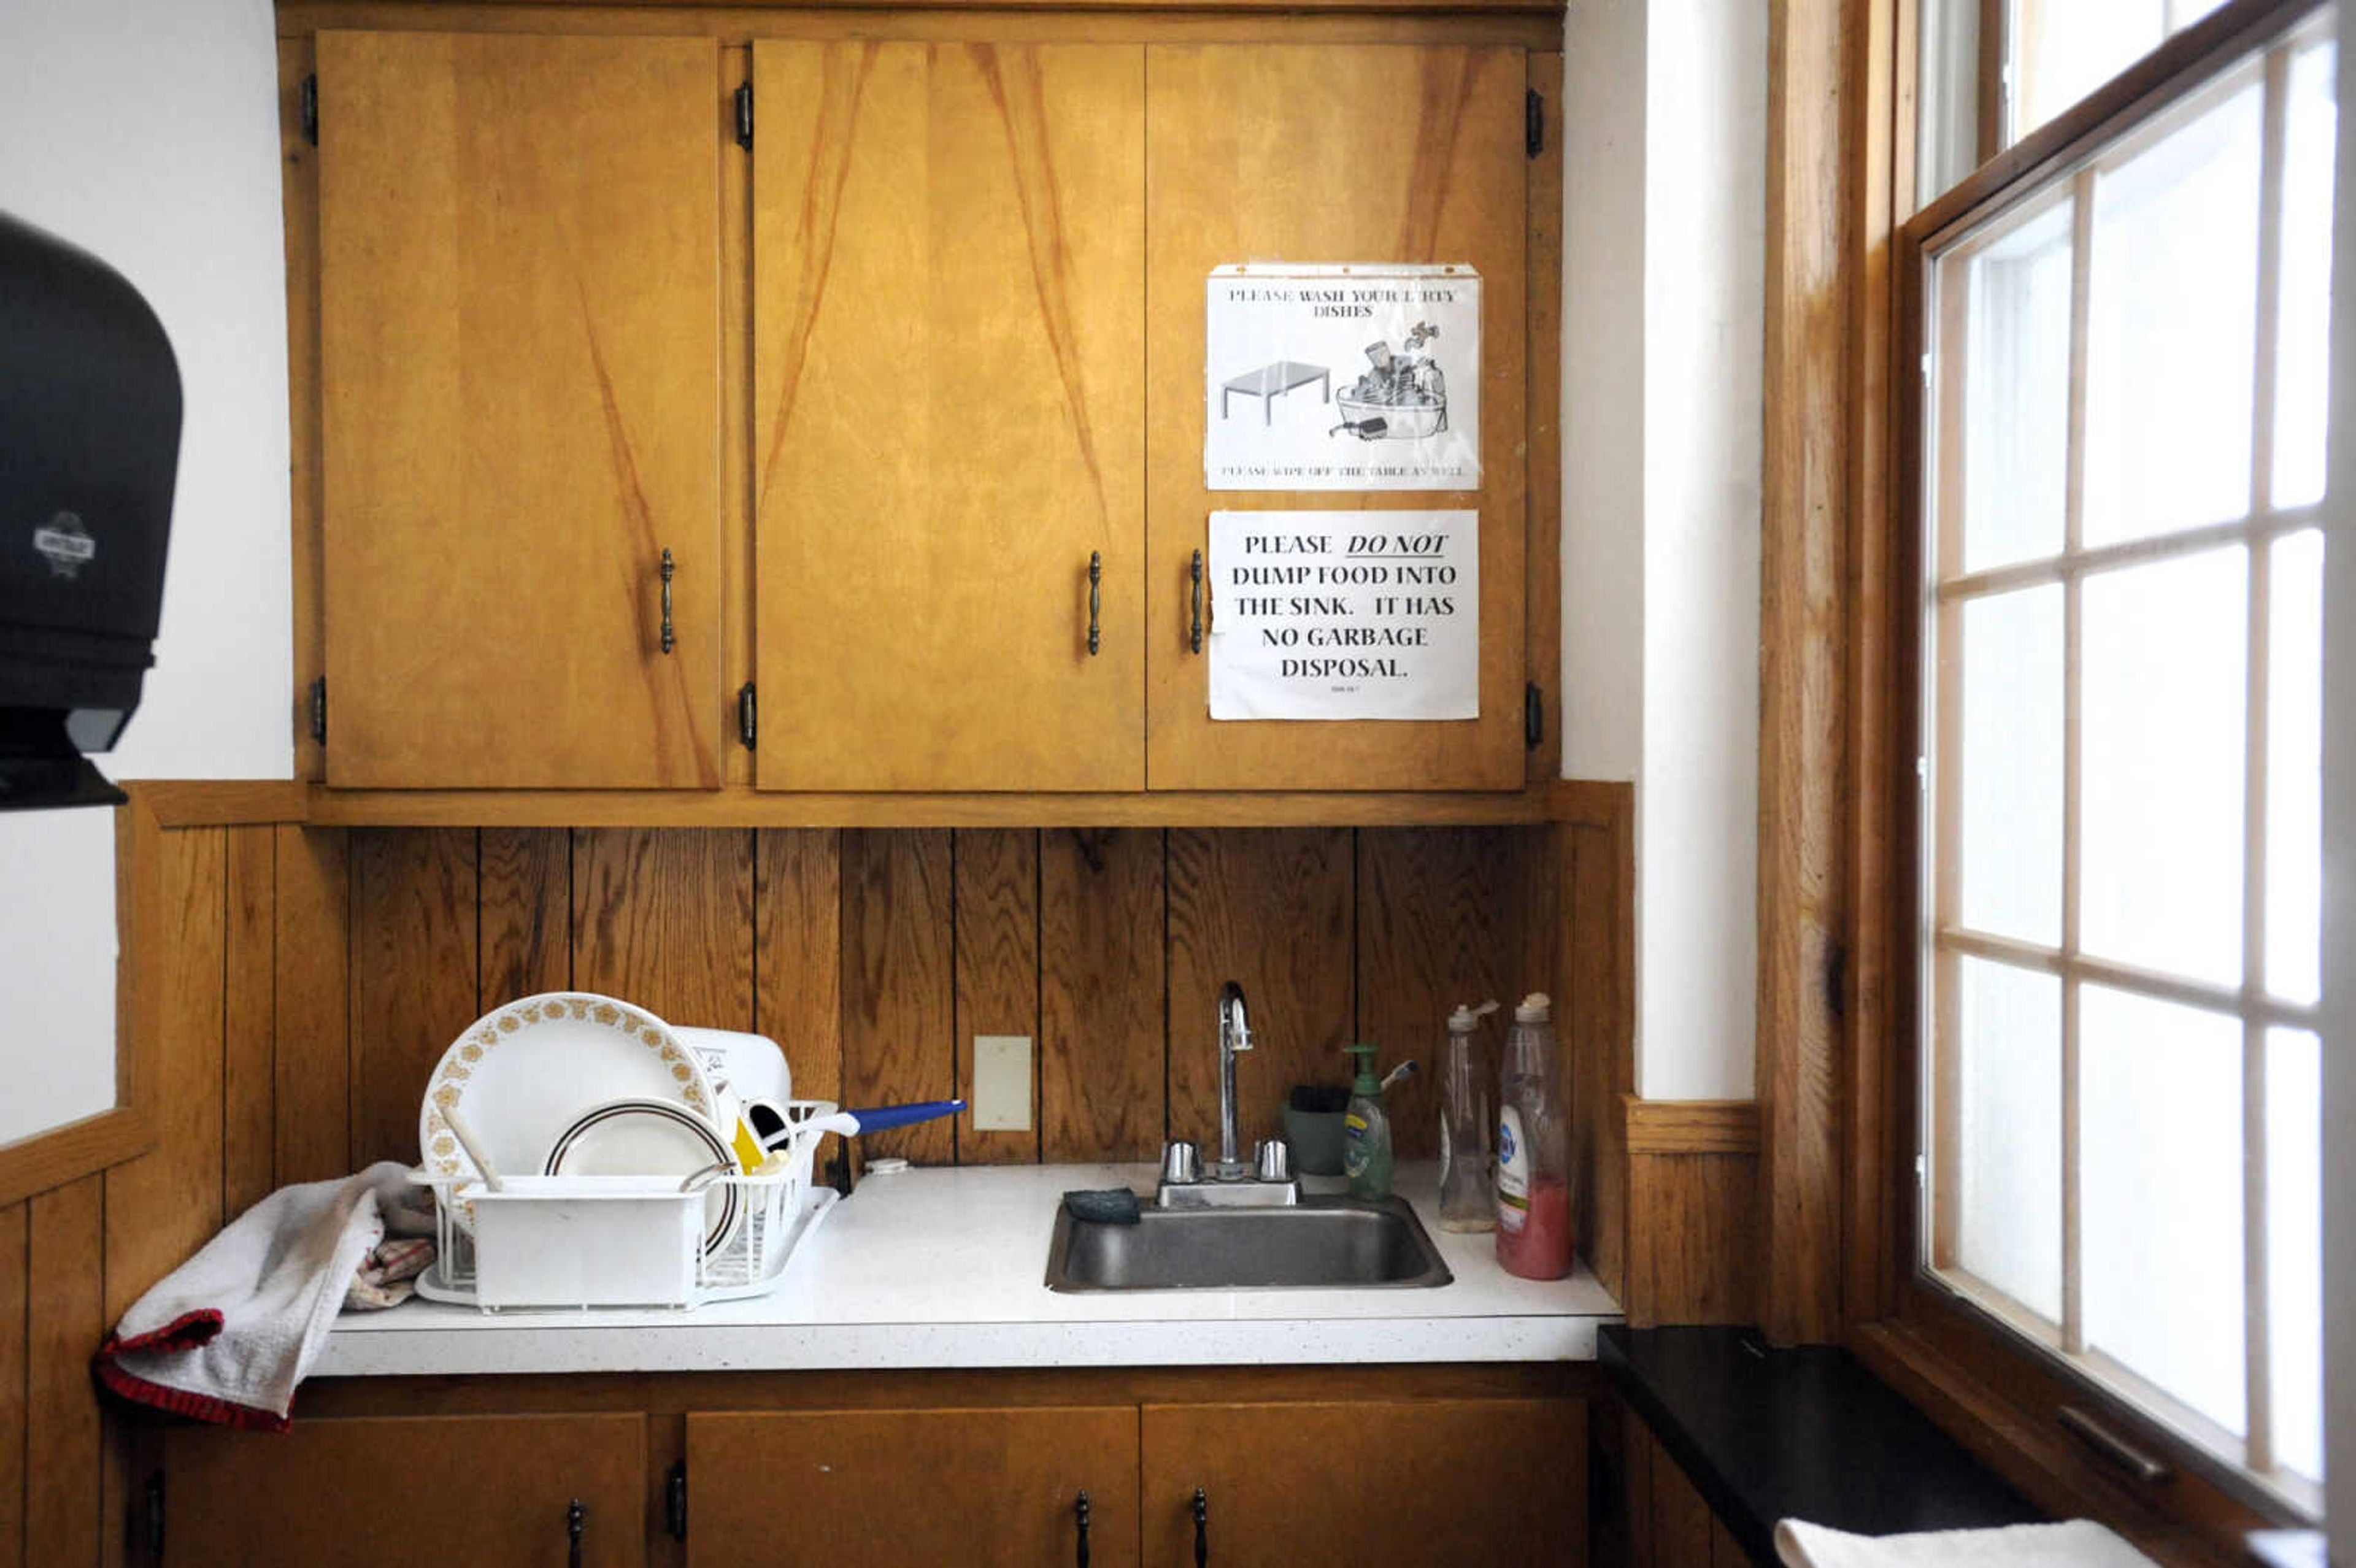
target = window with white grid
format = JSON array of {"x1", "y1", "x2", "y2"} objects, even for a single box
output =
[{"x1": 1917, "y1": 5, "x2": 2333, "y2": 1510}]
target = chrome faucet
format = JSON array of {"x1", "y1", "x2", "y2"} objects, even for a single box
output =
[
  {"x1": 1215, "y1": 980, "x2": 1254, "y2": 1177},
  {"x1": 1155, "y1": 980, "x2": 1298, "y2": 1208}
]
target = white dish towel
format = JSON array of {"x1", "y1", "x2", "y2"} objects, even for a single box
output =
[
  {"x1": 1776, "y1": 1520, "x2": 2161, "y2": 1568},
  {"x1": 96, "y1": 1162, "x2": 426, "y2": 1431}
]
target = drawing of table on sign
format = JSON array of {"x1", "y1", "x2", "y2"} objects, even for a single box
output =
[{"x1": 1220, "y1": 360, "x2": 1331, "y2": 425}]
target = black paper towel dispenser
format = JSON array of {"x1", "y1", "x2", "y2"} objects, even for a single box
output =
[{"x1": 0, "y1": 210, "x2": 182, "y2": 810}]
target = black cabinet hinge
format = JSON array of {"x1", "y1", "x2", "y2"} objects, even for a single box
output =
[
  {"x1": 1825, "y1": 936, "x2": 1847, "y2": 1020},
  {"x1": 734, "y1": 80, "x2": 753, "y2": 150},
  {"x1": 666, "y1": 1460, "x2": 688, "y2": 1541},
  {"x1": 737, "y1": 681, "x2": 757, "y2": 751},
  {"x1": 143, "y1": 1470, "x2": 165, "y2": 1561},
  {"x1": 1523, "y1": 681, "x2": 1543, "y2": 750},
  {"x1": 308, "y1": 676, "x2": 327, "y2": 747},
  {"x1": 301, "y1": 72, "x2": 318, "y2": 145},
  {"x1": 1525, "y1": 87, "x2": 1543, "y2": 158}
]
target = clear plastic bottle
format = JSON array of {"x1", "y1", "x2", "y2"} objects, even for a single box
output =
[
  {"x1": 1495, "y1": 993, "x2": 1573, "y2": 1278},
  {"x1": 1438, "y1": 1001, "x2": 1499, "y2": 1232}
]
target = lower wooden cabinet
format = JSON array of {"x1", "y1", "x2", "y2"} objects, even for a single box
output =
[
  {"x1": 161, "y1": 1413, "x2": 645, "y2": 1567},
  {"x1": 147, "y1": 1378, "x2": 1588, "y2": 1566},
  {"x1": 684, "y1": 1406, "x2": 1139, "y2": 1568},
  {"x1": 1142, "y1": 1399, "x2": 1588, "y2": 1568}
]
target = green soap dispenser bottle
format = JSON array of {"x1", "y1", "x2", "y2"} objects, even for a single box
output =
[{"x1": 1341, "y1": 1042, "x2": 1395, "y2": 1200}]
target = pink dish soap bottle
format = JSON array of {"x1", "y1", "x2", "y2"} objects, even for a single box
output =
[{"x1": 1495, "y1": 993, "x2": 1573, "y2": 1279}]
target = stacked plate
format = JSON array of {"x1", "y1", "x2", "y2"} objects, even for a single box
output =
[{"x1": 418, "y1": 993, "x2": 771, "y2": 1257}]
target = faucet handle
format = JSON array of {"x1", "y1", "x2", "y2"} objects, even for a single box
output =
[
  {"x1": 1253, "y1": 1138, "x2": 1292, "y2": 1183},
  {"x1": 1160, "y1": 1140, "x2": 1202, "y2": 1186}
]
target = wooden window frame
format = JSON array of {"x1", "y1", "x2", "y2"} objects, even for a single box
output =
[{"x1": 1839, "y1": 0, "x2": 2331, "y2": 1558}]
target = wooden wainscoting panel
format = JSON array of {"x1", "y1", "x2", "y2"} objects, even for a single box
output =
[
  {"x1": 321, "y1": 821, "x2": 1603, "y2": 1170},
  {"x1": 348, "y1": 828, "x2": 477, "y2": 1169},
  {"x1": 103, "y1": 826, "x2": 228, "y2": 1323},
  {"x1": 479, "y1": 827, "x2": 569, "y2": 1005},
  {"x1": 1622, "y1": 1096, "x2": 1761, "y2": 1329},
  {"x1": 571, "y1": 828, "x2": 756, "y2": 1030},
  {"x1": 841, "y1": 830, "x2": 957, "y2": 1162},
  {"x1": 1356, "y1": 828, "x2": 1526, "y2": 1159},
  {"x1": 273, "y1": 826, "x2": 350, "y2": 1188},
  {"x1": 1165, "y1": 828, "x2": 1353, "y2": 1152},
  {"x1": 1041, "y1": 829, "x2": 1166, "y2": 1163},
  {"x1": 754, "y1": 829, "x2": 843, "y2": 1099},
  {"x1": 222, "y1": 826, "x2": 277, "y2": 1219},
  {"x1": 1564, "y1": 794, "x2": 1634, "y2": 1301},
  {"x1": 953, "y1": 830, "x2": 1042, "y2": 1164},
  {"x1": 26, "y1": 1175, "x2": 103, "y2": 1567},
  {"x1": 0, "y1": 1204, "x2": 23, "y2": 1568}
]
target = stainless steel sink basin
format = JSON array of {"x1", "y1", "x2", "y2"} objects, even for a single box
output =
[{"x1": 1044, "y1": 1194, "x2": 1453, "y2": 1292}]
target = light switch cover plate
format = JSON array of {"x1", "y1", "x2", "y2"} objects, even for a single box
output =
[{"x1": 972, "y1": 1035, "x2": 1032, "y2": 1131}]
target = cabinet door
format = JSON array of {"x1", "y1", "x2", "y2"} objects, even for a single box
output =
[
  {"x1": 164, "y1": 1413, "x2": 645, "y2": 1566},
  {"x1": 752, "y1": 42, "x2": 1146, "y2": 791},
  {"x1": 1141, "y1": 1398, "x2": 1585, "y2": 1567},
  {"x1": 1144, "y1": 47, "x2": 1528, "y2": 790},
  {"x1": 317, "y1": 32, "x2": 724, "y2": 789},
  {"x1": 685, "y1": 1405, "x2": 1139, "y2": 1567}
]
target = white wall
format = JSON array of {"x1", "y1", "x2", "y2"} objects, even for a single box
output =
[
  {"x1": 2322, "y1": 0, "x2": 2352, "y2": 1547},
  {"x1": 1560, "y1": 0, "x2": 1648, "y2": 785},
  {"x1": 1561, "y1": 0, "x2": 1766, "y2": 1101},
  {"x1": 0, "y1": 0, "x2": 293, "y2": 1145}
]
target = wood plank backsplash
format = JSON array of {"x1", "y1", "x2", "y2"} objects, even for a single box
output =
[{"x1": 343, "y1": 824, "x2": 1545, "y2": 1168}]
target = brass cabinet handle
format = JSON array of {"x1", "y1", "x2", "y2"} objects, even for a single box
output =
[
  {"x1": 1190, "y1": 550, "x2": 1204, "y2": 653},
  {"x1": 1087, "y1": 551, "x2": 1103, "y2": 656},
  {"x1": 658, "y1": 548, "x2": 676, "y2": 655}
]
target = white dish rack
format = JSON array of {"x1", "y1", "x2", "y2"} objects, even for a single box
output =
[{"x1": 411, "y1": 1099, "x2": 843, "y2": 1312}]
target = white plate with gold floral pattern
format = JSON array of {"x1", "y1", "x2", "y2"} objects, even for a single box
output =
[{"x1": 418, "y1": 993, "x2": 716, "y2": 1230}]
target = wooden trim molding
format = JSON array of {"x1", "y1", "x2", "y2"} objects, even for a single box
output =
[
  {"x1": 1757, "y1": 0, "x2": 1861, "y2": 1348},
  {"x1": 1622, "y1": 1096, "x2": 1760, "y2": 1156},
  {"x1": 134, "y1": 780, "x2": 313, "y2": 829},
  {"x1": 1853, "y1": 1321, "x2": 2265, "y2": 1567},
  {"x1": 306, "y1": 783, "x2": 1621, "y2": 830},
  {"x1": 277, "y1": 1, "x2": 1570, "y2": 29}
]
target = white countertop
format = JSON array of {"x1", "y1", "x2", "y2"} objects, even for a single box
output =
[{"x1": 318, "y1": 1162, "x2": 1622, "y2": 1377}]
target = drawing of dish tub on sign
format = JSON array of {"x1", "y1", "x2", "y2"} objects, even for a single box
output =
[{"x1": 1331, "y1": 323, "x2": 1447, "y2": 441}]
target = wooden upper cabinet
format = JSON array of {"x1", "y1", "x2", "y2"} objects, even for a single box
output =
[
  {"x1": 685, "y1": 1406, "x2": 1140, "y2": 1567},
  {"x1": 1143, "y1": 45, "x2": 1529, "y2": 791},
  {"x1": 315, "y1": 32, "x2": 725, "y2": 790},
  {"x1": 752, "y1": 42, "x2": 1147, "y2": 791}
]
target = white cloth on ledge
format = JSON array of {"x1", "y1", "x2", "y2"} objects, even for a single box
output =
[
  {"x1": 96, "y1": 1163, "x2": 431, "y2": 1430},
  {"x1": 1776, "y1": 1519, "x2": 2161, "y2": 1568}
]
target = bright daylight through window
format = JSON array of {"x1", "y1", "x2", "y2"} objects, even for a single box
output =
[{"x1": 1917, "y1": 0, "x2": 2335, "y2": 1512}]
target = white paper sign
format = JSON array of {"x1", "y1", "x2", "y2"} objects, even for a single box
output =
[
  {"x1": 1204, "y1": 264, "x2": 1480, "y2": 492},
  {"x1": 1207, "y1": 510, "x2": 1479, "y2": 721}
]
